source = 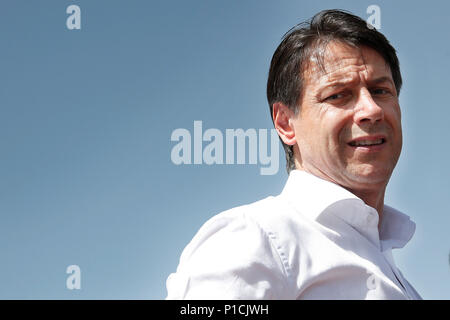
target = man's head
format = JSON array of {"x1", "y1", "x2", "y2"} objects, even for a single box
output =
[{"x1": 267, "y1": 9, "x2": 402, "y2": 195}]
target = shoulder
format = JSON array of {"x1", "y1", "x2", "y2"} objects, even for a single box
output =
[
  {"x1": 180, "y1": 196, "x2": 296, "y2": 263},
  {"x1": 166, "y1": 196, "x2": 295, "y2": 299},
  {"x1": 177, "y1": 196, "x2": 282, "y2": 268}
]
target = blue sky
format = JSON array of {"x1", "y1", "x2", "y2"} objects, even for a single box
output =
[{"x1": 0, "y1": 0, "x2": 448, "y2": 299}]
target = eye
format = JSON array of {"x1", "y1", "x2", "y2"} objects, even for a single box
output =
[
  {"x1": 371, "y1": 88, "x2": 390, "y2": 95},
  {"x1": 326, "y1": 93, "x2": 345, "y2": 101},
  {"x1": 323, "y1": 90, "x2": 352, "y2": 104}
]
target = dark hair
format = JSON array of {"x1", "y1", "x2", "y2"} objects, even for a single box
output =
[{"x1": 267, "y1": 9, "x2": 402, "y2": 173}]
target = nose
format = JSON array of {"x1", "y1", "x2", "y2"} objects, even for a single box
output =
[{"x1": 353, "y1": 88, "x2": 384, "y2": 125}]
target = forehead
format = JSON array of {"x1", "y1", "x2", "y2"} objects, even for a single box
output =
[{"x1": 303, "y1": 41, "x2": 392, "y2": 87}]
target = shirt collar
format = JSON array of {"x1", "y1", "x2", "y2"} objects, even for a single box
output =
[
  {"x1": 379, "y1": 204, "x2": 416, "y2": 251},
  {"x1": 280, "y1": 170, "x2": 416, "y2": 251}
]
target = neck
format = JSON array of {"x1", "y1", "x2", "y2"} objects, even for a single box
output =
[
  {"x1": 293, "y1": 159, "x2": 387, "y2": 229},
  {"x1": 345, "y1": 186, "x2": 386, "y2": 229}
]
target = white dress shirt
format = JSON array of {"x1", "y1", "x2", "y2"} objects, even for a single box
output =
[{"x1": 166, "y1": 170, "x2": 421, "y2": 299}]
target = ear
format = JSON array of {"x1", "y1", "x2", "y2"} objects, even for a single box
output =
[{"x1": 272, "y1": 102, "x2": 297, "y2": 146}]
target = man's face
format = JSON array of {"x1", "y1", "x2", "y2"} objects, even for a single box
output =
[{"x1": 292, "y1": 41, "x2": 402, "y2": 191}]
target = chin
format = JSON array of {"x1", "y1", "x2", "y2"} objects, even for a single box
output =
[{"x1": 346, "y1": 164, "x2": 393, "y2": 185}]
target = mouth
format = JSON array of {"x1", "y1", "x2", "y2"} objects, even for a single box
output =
[{"x1": 347, "y1": 136, "x2": 386, "y2": 151}]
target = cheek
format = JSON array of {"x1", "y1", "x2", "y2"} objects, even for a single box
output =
[
  {"x1": 382, "y1": 99, "x2": 401, "y2": 122},
  {"x1": 317, "y1": 115, "x2": 342, "y2": 149},
  {"x1": 295, "y1": 111, "x2": 321, "y2": 143},
  {"x1": 385, "y1": 107, "x2": 402, "y2": 139},
  {"x1": 300, "y1": 107, "x2": 351, "y2": 155},
  {"x1": 326, "y1": 111, "x2": 352, "y2": 148}
]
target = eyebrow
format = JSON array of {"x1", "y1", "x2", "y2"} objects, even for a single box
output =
[
  {"x1": 320, "y1": 75, "x2": 394, "y2": 91},
  {"x1": 319, "y1": 76, "x2": 358, "y2": 91},
  {"x1": 366, "y1": 76, "x2": 394, "y2": 87}
]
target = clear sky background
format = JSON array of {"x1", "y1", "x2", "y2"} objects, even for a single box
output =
[{"x1": 0, "y1": 0, "x2": 448, "y2": 299}]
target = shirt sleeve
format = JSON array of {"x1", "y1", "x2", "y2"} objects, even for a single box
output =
[{"x1": 165, "y1": 209, "x2": 290, "y2": 299}]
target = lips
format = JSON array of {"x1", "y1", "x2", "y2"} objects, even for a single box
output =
[{"x1": 347, "y1": 136, "x2": 386, "y2": 147}]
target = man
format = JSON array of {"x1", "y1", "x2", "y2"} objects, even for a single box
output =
[{"x1": 166, "y1": 9, "x2": 421, "y2": 299}]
